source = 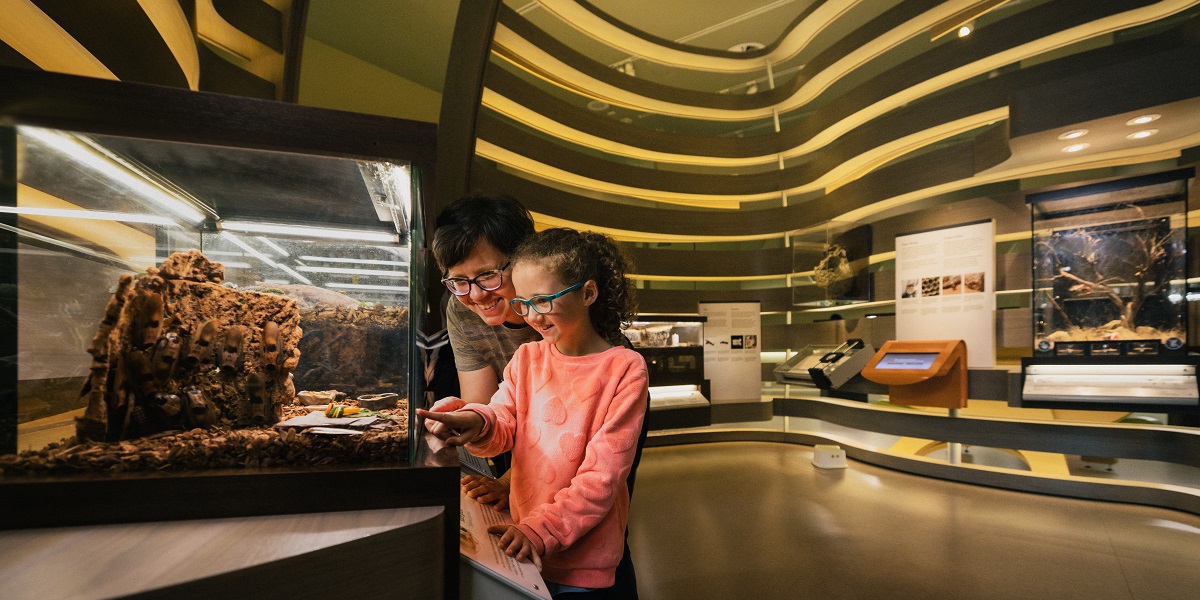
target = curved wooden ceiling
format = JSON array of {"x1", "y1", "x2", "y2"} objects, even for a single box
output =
[
  {"x1": 0, "y1": 0, "x2": 304, "y2": 100},
  {"x1": 443, "y1": 0, "x2": 1200, "y2": 312}
]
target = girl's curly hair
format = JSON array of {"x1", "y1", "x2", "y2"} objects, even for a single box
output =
[{"x1": 511, "y1": 228, "x2": 637, "y2": 345}]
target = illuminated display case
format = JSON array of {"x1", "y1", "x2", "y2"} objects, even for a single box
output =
[
  {"x1": 627, "y1": 317, "x2": 709, "y2": 426},
  {"x1": 1030, "y1": 170, "x2": 1190, "y2": 357},
  {"x1": 0, "y1": 68, "x2": 458, "y2": 581}
]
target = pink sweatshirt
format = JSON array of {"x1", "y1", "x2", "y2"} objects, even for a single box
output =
[{"x1": 464, "y1": 340, "x2": 648, "y2": 588}]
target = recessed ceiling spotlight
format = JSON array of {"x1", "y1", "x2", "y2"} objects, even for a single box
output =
[
  {"x1": 727, "y1": 42, "x2": 765, "y2": 53},
  {"x1": 958, "y1": 22, "x2": 973, "y2": 37},
  {"x1": 587, "y1": 100, "x2": 609, "y2": 111},
  {"x1": 1062, "y1": 143, "x2": 1090, "y2": 153},
  {"x1": 1126, "y1": 114, "x2": 1161, "y2": 126},
  {"x1": 1057, "y1": 129, "x2": 1088, "y2": 140},
  {"x1": 1127, "y1": 129, "x2": 1158, "y2": 140}
]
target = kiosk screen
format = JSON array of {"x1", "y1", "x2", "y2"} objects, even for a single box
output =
[{"x1": 875, "y1": 352, "x2": 939, "y2": 370}]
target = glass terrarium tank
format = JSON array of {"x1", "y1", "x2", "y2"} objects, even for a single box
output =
[
  {"x1": 1030, "y1": 172, "x2": 1189, "y2": 357},
  {"x1": 5, "y1": 124, "x2": 417, "y2": 466}
]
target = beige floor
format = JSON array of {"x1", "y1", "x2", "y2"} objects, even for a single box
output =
[{"x1": 628, "y1": 442, "x2": 1200, "y2": 600}]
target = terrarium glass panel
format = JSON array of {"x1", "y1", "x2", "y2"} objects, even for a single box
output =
[
  {"x1": 1030, "y1": 175, "x2": 1188, "y2": 356},
  {"x1": 9, "y1": 125, "x2": 415, "y2": 465}
]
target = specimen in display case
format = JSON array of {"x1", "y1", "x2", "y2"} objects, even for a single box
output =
[
  {"x1": 793, "y1": 224, "x2": 872, "y2": 306},
  {"x1": 2, "y1": 117, "x2": 419, "y2": 472},
  {"x1": 1030, "y1": 170, "x2": 1190, "y2": 356}
]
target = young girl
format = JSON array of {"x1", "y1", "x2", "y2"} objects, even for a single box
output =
[{"x1": 418, "y1": 228, "x2": 648, "y2": 597}]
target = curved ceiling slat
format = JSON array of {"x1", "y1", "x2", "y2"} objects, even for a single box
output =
[
  {"x1": 136, "y1": 0, "x2": 200, "y2": 90},
  {"x1": 0, "y1": 0, "x2": 117, "y2": 81},
  {"x1": 495, "y1": 0, "x2": 1189, "y2": 123},
  {"x1": 474, "y1": 129, "x2": 1007, "y2": 240},
  {"x1": 476, "y1": 106, "x2": 1006, "y2": 203},
  {"x1": 536, "y1": 0, "x2": 864, "y2": 73},
  {"x1": 479, "y1": 111, "x2": 1200, "y2": 244},
  {"x1": 636, "y1": 286, "x2": 796, "y2": 314},
  {"x1": 483, "y1": 13, "x2": 1197, "y2": 182},
  {"x1": 626, "y1": 246, "x2": 796, "y2": 279}
]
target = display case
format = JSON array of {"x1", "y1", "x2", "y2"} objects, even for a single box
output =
[
  {"x1": 627, "y1": 316, "x2": 710, "y2": 428},
  {"x1": 0, "y1": 70, "x2": 459, "y2": 593},
  {"x1": 1030, "y1": 169, "x2": 1190, "y2": 357}
]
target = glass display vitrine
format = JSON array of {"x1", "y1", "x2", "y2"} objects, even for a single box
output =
[
  {"x1": 1030, "y1": 170, "x2": 1190, "y2": 357},
  {"x1": 627, "y1": 317, "x2": 709, "y2": 410}
]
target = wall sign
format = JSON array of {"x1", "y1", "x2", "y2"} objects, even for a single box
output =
[
  {"x1": 699, "y1": 301, "x2": 762, "y2": 403},
  {"x1": 894, "y1": 220, "x2": 995, "y2": 368}
]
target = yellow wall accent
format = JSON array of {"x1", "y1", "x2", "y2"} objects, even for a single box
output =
[{"x1": 298, "y1": 37, "x2": 442, "y2": 123}]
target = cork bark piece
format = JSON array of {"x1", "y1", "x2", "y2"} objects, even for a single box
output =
[{"x1": 75, "y1": 251, "x2": 301, "y2": 441}]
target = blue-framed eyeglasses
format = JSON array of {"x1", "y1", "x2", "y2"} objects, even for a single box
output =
[
  {"x1": 509, "y1": 282, "x2": 584, "y2": 316},
  {"x1": 441, "y1": 262, "x2": 510, "y2": 296}
]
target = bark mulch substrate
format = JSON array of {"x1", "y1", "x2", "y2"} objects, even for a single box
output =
[{"x1": 0, "y1": 401, "x2": 409, "y2": 476}]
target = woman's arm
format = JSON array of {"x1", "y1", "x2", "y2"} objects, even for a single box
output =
[{"x1": 457, "y1": 366, "x2": 500, "y2": 404}]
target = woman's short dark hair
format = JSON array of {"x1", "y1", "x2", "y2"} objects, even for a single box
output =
[{"x1": 432, "y1": 194, "x2": 535, "y2": 271}]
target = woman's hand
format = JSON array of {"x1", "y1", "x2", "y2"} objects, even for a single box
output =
[
  {"x1": 422, "y1": 396, "x2": 467, "y2": 437},
  {"x1": 415, "y1": 408, "x2": 485, "y2": 446},
  {"x1": 462, "y1": 472, "x2": 511, "y2": 510},
  {"x1": 487, "y1": 524, "x2": 542, "y2": 570}
]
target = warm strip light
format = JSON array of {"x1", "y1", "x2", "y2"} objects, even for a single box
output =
[
  {"x1": 220, "y1": 232, "x2": 312, "y2": 284},
  {"x1": 218, "y1": 220, "x2": 399, "y2": 243},
  {"x1": 20, "y1": 127, "x2": 206, "y2": 223},
  {"x1": 0, "y1": 206, "x2": 177, "y2": 226},
  {"x1": 325, "y1": 282, "x2": 408, "y2": 292},
  {"x1": 298, "y1": 255, "x2": 409, "y2": 267},
  {"x1": 256, "y1": 236, "x2": 290, "y2": 257},
  {"x1": 294, "y1": 265, "x2": 407, "y2": 278}
]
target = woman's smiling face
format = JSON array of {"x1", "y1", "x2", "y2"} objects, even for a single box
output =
[{"x1": 445, "y1": 240, "x2": 524, "y2": 326}]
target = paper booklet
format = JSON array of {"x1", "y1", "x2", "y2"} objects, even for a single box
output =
[{"x1": 459, "y1": 485, "x2": 551, "y2": 599}]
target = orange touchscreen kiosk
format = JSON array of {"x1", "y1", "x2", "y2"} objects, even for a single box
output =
[{"x1": 861, "y1": 340, "x2": 967, "y2": 409}]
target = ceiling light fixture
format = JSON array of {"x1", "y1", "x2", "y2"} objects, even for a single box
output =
[
  {"x1": 1057, "y1": 129, "x2": 1088, "y2": 140},
  {"x1": 586, "y1": 100, "x2": 609, "y2": 111},
  {"x1": 218, "y1": 220, "x2": 399, "y2": 243},
  {"x1": 1126, "y1": 114, "x2": 1161, "y2": 126},
  {"x1": 1127, "y1": 129, "x2": 1159, "y2": 140},
  {"x1": 958, "y1": 21, "x2": 974, "y2": 37},
  {"x1": 1062, "y1": 143, "x2": 1090, "y2": 153},
  {"x1": 726, "y1": 42, "x2": 765, "y2": 53}
]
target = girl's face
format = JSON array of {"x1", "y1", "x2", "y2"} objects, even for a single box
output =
[
  {"x1": 510, "y1": 261, "x2": 597, "y2": 351},
  {"x1": 445, "y1": 239, "x2": 523, "y2": 326}
]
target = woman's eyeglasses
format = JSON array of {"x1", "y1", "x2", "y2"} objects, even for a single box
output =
[
  {"x1": 509, "y1": 282, "x2": 584, "y2": 316},
  {"x1": 441, "y1": 262, "x2": 510, "y2": 296}
]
